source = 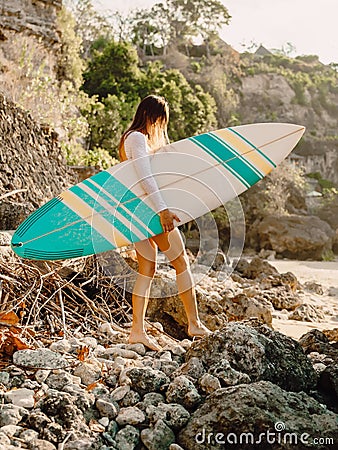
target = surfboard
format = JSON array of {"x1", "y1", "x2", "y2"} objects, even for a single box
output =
[{"x1": 11, "y1": 123, "x2": 305, "y2": 261}]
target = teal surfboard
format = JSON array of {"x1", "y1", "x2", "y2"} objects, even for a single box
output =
[{"x1": 11, "y1": 123, "x2": 305, "y2": 260}]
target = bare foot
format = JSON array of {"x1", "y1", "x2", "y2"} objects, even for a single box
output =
[
  {"x1": 128, "y1": 331, "x2": 162, "y2": 351},
  {"x1": 188, "y1": 322, "x2": 212, "y2": 338}
]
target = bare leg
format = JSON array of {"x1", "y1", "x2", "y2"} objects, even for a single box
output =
[
  {"x1": 128, "y1": 239, "x2": 162, "y2": 351},
  {"x1": 152, "y1": 229, "x2": 211, "y2": 337},
  {"x1": 176, "y1": 268, "x2": 211, "y2": 337}
]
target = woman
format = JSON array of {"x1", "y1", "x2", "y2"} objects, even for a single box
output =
[{"x1": 118, "y1": 95, "x2": 211, "y2": 351}]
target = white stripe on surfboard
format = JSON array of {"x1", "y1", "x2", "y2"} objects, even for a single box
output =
[
  {"x1": 79, "y1": 182, "x2": 147, "y2": 241},
  {"x1": 86, "y1": 178, "x2": 155, "y2": 237},
  {"x1": 60, "y1": 190, "x2": 128, "y2": 248}
]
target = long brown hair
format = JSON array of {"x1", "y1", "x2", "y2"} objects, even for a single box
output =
[{"x1": 118, "y1": 95, "x2": 169, "y2": 161}]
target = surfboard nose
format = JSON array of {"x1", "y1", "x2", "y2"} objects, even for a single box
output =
[{"x1": 231, "y1": 122, "x2": 305, "y2": 166}]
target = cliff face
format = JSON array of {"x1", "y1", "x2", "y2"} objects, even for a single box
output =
[
  {"x1": 0, "y1": 93, "x2": 74, "y2": 230},
  {"x1": 235, "y1": 64, "x2": 338, "y2": 183},
  {"x1": 0, "y1": 0, "x2": 62, "y2": 45},
  {"x1": 180, "y1": 45, "x2": 338, "y2": 184}
]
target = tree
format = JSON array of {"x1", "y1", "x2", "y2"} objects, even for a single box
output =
[
  {"x1": 130, "y1": 0, "x2": 231, "y2": 56},
  {"x1": 64, "y1": 0, "x2": 113, "y2": 57},
  {"x1": 131, "y1": 9, "x2": 160, "y2": 56},
  {"x1": 140, "y1": 63, "x2": 218, "y2": 141},
  {"x1": 82, "y1": 94, "x2": 138, "y2": 159},
  {"x1": 81, "y1": 49, "x2": 218, "y2": 156},
  {"x1": 82, "y1": 40, "x2": 142, "y2": 99},
  {"x1": 57, "y1": 7, "x2": 84, "y2": 89}
]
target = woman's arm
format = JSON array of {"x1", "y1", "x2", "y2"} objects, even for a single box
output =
[
  {"x1": 124, "y1": 131, "x2": 168, "y2": 213},
  {"x1": 125, "y1": 131, "x2": 180, "y2": 232}
]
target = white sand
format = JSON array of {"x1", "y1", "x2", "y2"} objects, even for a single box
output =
[{"x1": 269, "y1": 260, "x2": 338, "y2": 340}]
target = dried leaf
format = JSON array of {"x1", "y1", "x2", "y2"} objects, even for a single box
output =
[
  {"x1": 10, "y1": 334, "x2": 30, "y2": 351},
  {"x1": 7, "y1": 326, "x2": 21, "y2": 334},
  {"x1": 86, "y1": 380, "x2": 99, "y2": 392},
  {"x1": 22, "y1": 328, "x2": 36, "y2": 337},
  {"x1": 77, "y1": 346, "x2": 89, "y2": 362},
  {"x1": 0, "y1": 330, "x2": 30, "y2": 357},
  {"x1": 89, "y1": 419, "x2": 105, "y2": 433},
  {"x1": 0, "y1": 311, "x2": 20, "y2": 326}
]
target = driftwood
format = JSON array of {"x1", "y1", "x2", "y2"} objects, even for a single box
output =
[
  {"x1": 0, "y1": 252, "x2": 135, "y2": 367},
  {"x1": 0, "y1": 189, "x2": 28, "y2": 201}
]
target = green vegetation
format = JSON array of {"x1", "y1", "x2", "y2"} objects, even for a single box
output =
[
  {"x1": 321, "y1": 249, "x2": 335, "y2": 262},
  {"x1": 242, "y1": 51, "x2": 338, "y2": 111},
  {"x1": 129, "y1": 0, "x2": 231, "y2": 56},
  {"x1": 306, "y1": 172, "x2": 336, "y2": 190},
  {"x1": 3, "y1": 0, "x2": 337, "y2": 181}
]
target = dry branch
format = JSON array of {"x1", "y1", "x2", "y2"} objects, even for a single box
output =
[{"x1": 0, "y1": 251, "x2": 134, "y2": 362}]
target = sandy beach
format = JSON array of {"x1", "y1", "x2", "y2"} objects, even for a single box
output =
[{"x1": 269, "y1": 259, "x2": 338, "y2": 340}]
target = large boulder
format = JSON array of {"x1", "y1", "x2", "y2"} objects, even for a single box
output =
[
  {"x1": 185, "y1": 323, "x2": 317, "y2": 392},
  {"x1": 147, "y1": 273, "x2": 228, "y2": 339},
  {"x1": 222, "y1": 291, "x2": 274, "y2": 325},
  {"x1": 298, "y1": 329, "x2": 336, "y2": 357},
  {"x1": 234, "y1": 256, "x2": 279, "y2": 279},
  {"x1": 178, "y1": 380, "x2": 338, "y2": 450},
  {"x1": 257, "y1": 215, "x2": 334, "y2": 260},
  {"x1": 298, "y1": 329, "x2": 338, "y2": 411}
]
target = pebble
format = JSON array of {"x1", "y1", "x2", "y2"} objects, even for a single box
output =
[
  {"x1": 159, "y1": 351, "x2": 172, "y2": 361},
  {"x1": 13, "y1": 349, "x2": 67, "y2": 370},
  {"x1": 116, "y1": 406, "x2": 146, "y2": 426},
  {"x1": 125, "y1": 343, "x2": 146, "y2": 356},
  {"x1": 79, "y1": 337, "x2": 98, "y2": 348},
  {"x1": 5, "y1": 388, "x2": 35, "y2": 409},
  {"x1": 63, "y1": 439, "x2": 94, "y2": 450},
  {"x1": 96, "y1": 399, "x2": 119, "y2": 419},
  {"x1": 162, "y1": 343, "x2": 186, "y2": 356},
  {"x1": 0, "y1": 372, "x2": 10, "y2": 386},
  {"x1": 169, "y1": 444, "x2": 185, "y2": 450},
  {"x1": 98, "y1": 322, "x2": 121, "y2": 337},
  {"x1": 49, "y1": 339, "x2": 72, "y2": 354},
  {"x1": 35, "y1": 370, "x2": 50, "y2": 384},
  {"x1": 115, "y1": 424, "x2": 140, "y2": 450},
  {"x1": 98, "y1": 417, "x2": 109, "y2": 427},
  {"x1": 199, "y1": 373, "x2": 221, "y2": 393},
  {"x1": 46, "y1": 370, "x2": 80, "y2": 390},
  {"x1": 166, "y1": 375, "x2": 201, "y2": 409},
  {"x1": 73, "y1": 362, "x2": 102, "y2": 385},
  {"x1": 0, "y1": 405, "x2": 27, "y2": 426},
  {"x1": 0, "y1": 424, "x2": 22, "y2": 437},
  {"x1": 146, "y1": 402, "x2": 190, "y2": 429},
  {"x1": 127, "y1": 367, "x2": 170, "y2": 396},
  {"x1": 30, "y1": 439, "x2": 57, "y2": 450},
  {"x1": 105, "y1": 347, "x2": 139, "y2": 359},
  {"x1": 141, "y1": 419, "x2": 175, "y2": 450},
  {"x1": 0, "y1": 433, "x2": 10, "y2": 445},
  {"x1": 111, "y1": 385, "x2": 131, "y2": 402},
  {"x1": 20, "y1": 428, "x2": 39, "y2": 442}
]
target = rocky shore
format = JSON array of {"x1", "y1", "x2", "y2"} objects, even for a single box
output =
[
  {"x1": 0, "y1": 241, "x2": 337, "y2": 450},
  {"x1": 0, "y1": 323, "x2": 337, "y2": 450}
]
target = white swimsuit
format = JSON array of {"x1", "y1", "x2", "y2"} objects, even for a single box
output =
[{"x1": 124, "y1": 131, "x2": 167, "y2": 213}]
